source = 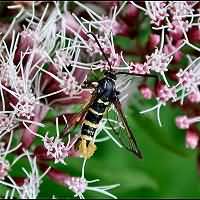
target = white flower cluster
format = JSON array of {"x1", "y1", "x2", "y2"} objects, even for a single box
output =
[{"x1": 0, "y1": 1, "x2": 127, "y2": 199}]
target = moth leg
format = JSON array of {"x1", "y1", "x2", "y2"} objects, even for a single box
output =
[{"x1": 77, "y1": 136, "x2": 97, "y2": 159}]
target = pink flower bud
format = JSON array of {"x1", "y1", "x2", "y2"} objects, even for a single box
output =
[
  {"x1": 138, "y1": 84, "x2": 153, "y2": 99},
  {"x1": 176, "y1": 69, "x2": 195, "y2": 90},
  {"x1": 186, "y1": 129, "x2": 199, "y2": 149},
  {"x1": 188, "y1": 28, "x2": 200, "y2": 43},
  {"x1": 112, "y1": 20, "x2": 129, "y2": 36},
  {"x1": 156, "y1": 84, "x2": 176, "y2": 103},
  {"x1": 122, "y1": 4, "x2": 139, "y2": 26},
  {"x1": 62, "y1": 11, "x2": 87, "y2": 39},
  {"x1": 176, "y1": 116, "x2": 190, "y2": 129},
  {"x1": 129, "y1": 62, "x2": 150, "y2": 75},
  {"x1": 124, "y1": 4, "x2": 139, "y2": 18},
  {"x1": 14, "y1": 30, "x2": 38, "y2": 64},
  {"x1": 164, "y1": 41, "x2": 183, "y2": 63},
  {"x1": 0, "y1": 159, "x2": 9, "y2": 180},
  {"x1": 147, "y1": 34, "x2": 160, "y2": 50},
  {"x1": 187, "y1": 91, "x2": 200, "y2": 103},
  {"x1": 168, "y1": 21, "x2": 184, "y2": 41}
]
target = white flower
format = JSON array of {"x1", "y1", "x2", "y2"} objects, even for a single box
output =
[
  {"x1": 73, "y1": 1, "x2": 126, "y2": 35},
  {"x1": 0, "y1": 63, "x2": 18, "y2": 88},
  {"x1": 17, "y1": 151, "x2": 50, "y2": 199},
  {"x1": 174, "y1": 57, "x2": 200, "y2": 103},
  {"x1": 156, "y1": 85, "x2": 176, "y2": 104},
  {"x1": 168, "y1": 1, "x2": 194, "y2": 20},
  {"x1": 145, "y1": 1, "x2": 169, "y2": 26},
  {"x1": 59, "y1": 1, "x2": 127, "y2": 72},
  {"x1": 0, "y1": 133, "x2": 23, "y2": 183},
  {"x1": 0, "y1": 32, "x2": 20, "y2": 88},
  {"x1": 176, "y1": 69, "x2": 197, "y2": 92},
  {"x1": 0, "y1": 113, "x2": 18, "y2": 138},
  {"x1": 23, "y1": 3, "x2": 61, "y2": 54},
  {"x1": 0, "y1": 33, "x2": 40, "y2": 121},
  {"x1": 64, "y1": 159, "x2": 120, "y2": 199},
  {"x1": 43, "y1": 133, "x2": 75, "y2": 165},
  {"x1": 146, "y1": 48, "x2": 172, "y2": 73},
  {"x1": 140, "y1": 84, "x2": 177, "y2": 126},
  {"x1": 53, "y1": 51, "x2": 82, "y2": 97},
  {"x1": 11, "y1": 92, "x2": 39, "y2": 120},
  {"x1": 24, "y1": 117, "x2": 76, "y2": 164},
  {"x1": 0, "y1": 31, "x2": 68, "y2": 125},
  {"x1": 43, "y1": 117, "x2": 77, "y2": 164},
  {"x1": 0, "y1": 158, "x2": 10, "y2": 180}
]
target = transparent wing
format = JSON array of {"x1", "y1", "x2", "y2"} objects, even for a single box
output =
[{"x1": 107, "y1": 98, "x2": 143, "y2": 159}]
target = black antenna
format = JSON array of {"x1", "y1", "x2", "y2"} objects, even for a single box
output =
[{"x1": 87, "y1": 32, "x2": 112, "y2": 71}]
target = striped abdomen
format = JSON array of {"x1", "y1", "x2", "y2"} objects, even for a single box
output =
[{"x1": 81, "y1": 97, "x2": 109, "y2": 139}]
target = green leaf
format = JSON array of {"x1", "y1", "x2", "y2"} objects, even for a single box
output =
[
  {"x1": 137, "y1": 18, "x2": 151, "y2": 48},
  {"x1": 128, "y1": 95, "x2": 189, "y2": 157},
  {"x1": 114, "y1": 36, "x2": 136, "y2": 50}
]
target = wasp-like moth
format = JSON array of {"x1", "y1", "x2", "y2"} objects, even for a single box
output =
[{"x1": 65, "y1": 32, "x2": 158, "y2": 160}]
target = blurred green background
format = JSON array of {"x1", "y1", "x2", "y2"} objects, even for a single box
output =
[{"x1": 36, "y1": 91, "x2": 200, "y2": 198}]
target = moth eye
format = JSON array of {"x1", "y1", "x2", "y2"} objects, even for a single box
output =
[
  {"x1": 97, "y1": 86, "x2": 102, "y2": 94},
  {"x1": 116, "y1": 91, "x2": 120, "y2": 95}
]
